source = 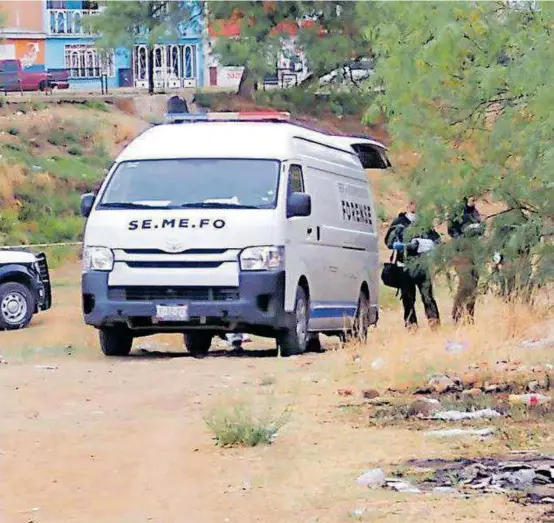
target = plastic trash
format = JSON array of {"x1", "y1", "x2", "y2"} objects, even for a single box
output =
[
  {"x1": 508, "y1": 394, "x2": 551, "y2": 406},
  {"x1": 445, "y1": 341, "x2": 467, "y2": 354},
  {"x1": 371, "y1": 358, "x2": 385, "y2": 370},
  {"x1": 431, "y1": 409, "x2": 502, "y2": 421},
  {"x1": 356, "y1": 468, "x2": 386, "y2": 488},
  {"x1": 426, "y1": 428, "x2": 495, "y2": 438}
]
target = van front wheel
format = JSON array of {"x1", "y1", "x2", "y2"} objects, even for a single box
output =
[
  {"x1": 278, "y1": 286, "x2": 309, "y2": 357},
  {"x1": 184, "y1": 332, "x2": 213, "y2": 357},
  {"x1": 99, "y1": 327, "x2": 133, "y2": 356}
]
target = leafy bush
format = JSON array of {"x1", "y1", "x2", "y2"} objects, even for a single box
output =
[
  {"x1": 205, "y1": 403, "x2": 288, "y2": 447},
  {"x1": 83, "y1": 100, "x2": 110, "y2": 112},
  {"x1": 68, "y1": 145, "x2": 83, "y2": 156},
  {"x1": 7, "y1": 127, "x2": 20, "y2": 136},
  {"x1": 192, "y1": 90, "x2": 216, "y2": 110}
]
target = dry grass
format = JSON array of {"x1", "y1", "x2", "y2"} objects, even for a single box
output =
[
  {"x1": 205, "y1": 402, "x2": 289, "y2": 447},
  {"x1": 332, "y1": 291, "x2": 553, "y2": 394}
]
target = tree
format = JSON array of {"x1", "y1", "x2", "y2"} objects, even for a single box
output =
[
  {"x1": 90, "y1": 1, "x2": 202, "y2": 94},
  {"x1": 209, "y1": 1, "x2": 372, "y2": 96},
  {"x1": 360, "y1": 1, "x2": 554, "y2": 298},
  {"x1": 296, "y1": 1, "x2": 371, "y2": 86},
  {"x1": 209, "y1": 1, "x2": 302, "y2": 98}
]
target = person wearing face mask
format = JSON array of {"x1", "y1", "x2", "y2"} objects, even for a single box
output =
[
  {"x1": 448, "y1": 196, "x2": 485, "y2": 324},
  {"x1": 385, "y1": 200, "x2": 441, "y2": 328}
]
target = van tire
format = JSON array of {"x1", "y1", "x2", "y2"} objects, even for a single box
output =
[
  {"x1": 184, "y1": 332, "x2": 213, "y2": 357},
  {"x1": 278, "y1": 285, "x2": 309, "y2": 357},
  {"x1": 307, "y1": 334, "x2": 323, "y2": 353},
  {"x1": 353, "y1": 291, "x2": 371, "y2": 341},
  {"x1": 99, "y1": 327, "x2": 133, "y2": 356},
  {"x1": 0, "y1": 282, "x2": 35, "y2": 330}
]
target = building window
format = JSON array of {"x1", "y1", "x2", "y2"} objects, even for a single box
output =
[{"x1": 64, "y1": 45, "x2": 114, "y2": 78}]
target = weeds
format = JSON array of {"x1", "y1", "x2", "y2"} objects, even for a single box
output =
[
  {"x1": 83, "y1": 100, "x2": 109, "y2": 112},
  {"x1": 205, "y1": 403, "x2": 288, "y2": 447},
  {"x1": 259, "y1": 374, "x2": 276, "y2": 387},
  {"x1": 68, "y1": 145, "x2": 83, "y2": 156}
]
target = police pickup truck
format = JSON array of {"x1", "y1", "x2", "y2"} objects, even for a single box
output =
[{"x1": 0, "y1": 249, "x2": 52, "y2": 329}]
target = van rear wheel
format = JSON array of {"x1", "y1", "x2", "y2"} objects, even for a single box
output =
[
  {"x1": 278, "y1": 285, "x2": 309, "y2": 357},
  {"x1": 99, "y1": 327, "x2": 133, "y2": 356},
  {"x1": 353, "y1": 291, "x2": 371, "y2": 342},
  {"x1": 184, "y1": 332, "x2": 213, "y2": 357}
]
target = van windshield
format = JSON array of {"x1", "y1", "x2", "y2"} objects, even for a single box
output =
[{"x1": 98, "y1": 159, "x2": 281, "y2": 210}]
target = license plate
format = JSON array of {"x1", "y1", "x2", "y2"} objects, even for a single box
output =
[{"x1": 155, "y1": 305, "x2": 189, "y2": 322}]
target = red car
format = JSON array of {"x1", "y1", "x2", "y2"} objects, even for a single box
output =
[
  {"x1": 0, "y1": 59, "x2": 51, "y2": 92},
  {"x1": 47, "y1": 69, "x2": 70, "y2": 90}
]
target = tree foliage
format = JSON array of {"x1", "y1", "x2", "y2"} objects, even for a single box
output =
[
  {"x1": 91, "y1": 1, "x2": 202, "y2": 94},
  {"x1": 209, "y1": 1, "x2": 369, "y2": 96},
  {"x1": 359, "y1": 1, "x2": 553, "y2": 296},
  {"x1": 209, "y1": 1, "x2": 302, "y2": 97}
]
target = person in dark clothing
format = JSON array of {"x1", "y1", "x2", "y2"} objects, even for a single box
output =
[
  {"x1": 448, "y1": 197, "x2": 484, "y2": 323},
  {"x1": 166, "y1": 95, "x2": 189, "y2": 114},
  {"x1": 385, "y1": 201, "x2": 441, "y2": 328}
]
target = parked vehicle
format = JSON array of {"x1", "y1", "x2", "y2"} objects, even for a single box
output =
[
  {"x1": 47, "y1": 69, "x2": 70, "y2": 90},
  {"x1": 0, "y1": 60, "x2": 51, "y2": 92},
  {"x1": 318, "y1": 58, "x2": 375, "y2": 86},
  {"x1": 80, "y1": 111, "x2": 390, "y2": 357},
  {"x1": 0, "y1": 250, "x2": 52, "y2": 329}
]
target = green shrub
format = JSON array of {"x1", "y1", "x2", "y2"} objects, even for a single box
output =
[
  {"x1": 83, "y1": 100, "x2": 109, "y2": 112},
  {"x1": 205, "y1": 403, "x2": 288, "y2": 447},
  {"x1": 193, "y1": 90, "x2": 216, "y2": 109},
  {"x1": 68, "y1": 145, "x2": 83, "y2": 156},
  {"x1": 7, "y1": 127, "x2": 20, "y2": 136}
]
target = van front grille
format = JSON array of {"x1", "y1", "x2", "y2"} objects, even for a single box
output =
[{"x1": 108, "y1": 286, "x2": 239, "y2": 302}]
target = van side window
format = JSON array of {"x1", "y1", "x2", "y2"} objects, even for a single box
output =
[{"x1": 288, "y1": 165, "x2": 304, "y2": 195}]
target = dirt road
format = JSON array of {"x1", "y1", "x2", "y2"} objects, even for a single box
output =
[{"x1": 0, "y1": 264, "x2": 548, "y2": 523}]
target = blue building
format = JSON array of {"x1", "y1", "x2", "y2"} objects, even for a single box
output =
[{"x1": 44, "y1": 0, "x2": 204, "y2": 90}]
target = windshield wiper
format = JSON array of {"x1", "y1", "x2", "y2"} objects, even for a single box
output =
[
  {"x1": 99, "y1": 202, "x2": 170, "y2": 209},
  {"x1": 179, "y1": 202, "x2": 259, "y2": 209}
]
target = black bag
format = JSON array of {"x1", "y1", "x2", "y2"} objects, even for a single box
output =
[{"x1": 381, "y1": 251, "x2": 405, "y2": 289}]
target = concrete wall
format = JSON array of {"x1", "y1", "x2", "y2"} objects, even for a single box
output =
[{"x1": 0, "y1": 0, "x2": 45, "y2": 33}]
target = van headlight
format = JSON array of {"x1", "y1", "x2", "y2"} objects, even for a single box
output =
[
  {"x1": 83, "y1": 246, "x2": 114, "y2": 272},
  {"x1": 239, "y1": 246, "x2": 285, "y2": 271}
]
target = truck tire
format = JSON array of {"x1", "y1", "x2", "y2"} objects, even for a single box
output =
[
  {"x1": 184, "y1": 332, "x2": 213, "y2": 357},
  {"x1": 0, "y1": 282, "x2": 35, "y2": 330},
  {"x1": 99, "y1": 327, "x2": 133, "y2": 356},
  {"x1": 278, "y1": 285, "x2": 309, "y2": 357}
]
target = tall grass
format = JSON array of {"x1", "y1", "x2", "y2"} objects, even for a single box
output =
[{"x1": 205, "y1": 402, "x2": 289, "y2": 447}]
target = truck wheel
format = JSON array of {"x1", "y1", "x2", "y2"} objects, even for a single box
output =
[
  {"x1": 99, "y1": 327, "x2": 133, "y2": 356},
  {"x1": 278, "y1": 285, "x2": 309, "y2": 357},
  {"x1": 184, "y1": 332, "x2": 213, "y2": 357},
  {"x1": 0, "y1": 282, "x2": 35, "y2": 330},
  {"x1": 353, "y1": 291, "x2": 371, "y2": 341}
]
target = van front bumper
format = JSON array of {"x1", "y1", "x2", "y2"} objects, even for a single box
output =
[{"x1": 81, "y1": 271, "x2": 290, "y2": 334}]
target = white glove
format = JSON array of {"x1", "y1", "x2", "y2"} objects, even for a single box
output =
[{"x1": 415, "y1": 238, "x2": 436, "y2": 254}]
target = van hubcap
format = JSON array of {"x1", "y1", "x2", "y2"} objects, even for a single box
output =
[{"x1": 2, "y1": 292, "x2": 28, "y2": 324}]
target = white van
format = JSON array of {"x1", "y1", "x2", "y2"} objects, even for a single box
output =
[{"x1": 80, "y1": 112, "x2": 389, "y2": 357}]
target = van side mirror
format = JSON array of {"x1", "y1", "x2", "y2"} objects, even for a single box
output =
[
  {"x1": 80, "y1": 193, "x2": 95, "y2": 218},
  {"x1": 287, "y1": 192, "x2": 311, "y2": 218}
]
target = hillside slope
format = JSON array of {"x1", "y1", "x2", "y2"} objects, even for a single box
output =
[{"x1": 0, "y1": 101, "x2": 147, "y2": 246}]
